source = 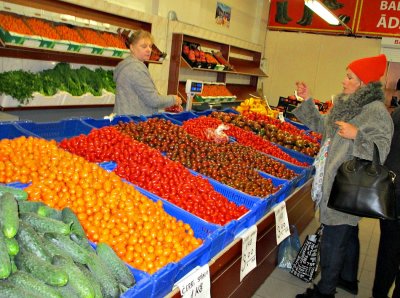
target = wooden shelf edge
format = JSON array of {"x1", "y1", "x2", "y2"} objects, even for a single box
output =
[
  {"x1": 179, "y1": 56, "x2": 267, "y2": 78},
  {"x1": 0, "y1": 104, "x2": 114, "y2": 111}
]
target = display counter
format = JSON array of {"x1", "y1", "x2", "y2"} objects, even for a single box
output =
[{"x1": 166, "y1": 179, "x2": 314, "y2": 298}]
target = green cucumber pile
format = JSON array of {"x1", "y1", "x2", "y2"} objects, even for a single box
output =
[{"x1": 0, "y1": 186, "x2": 135, "y2": 298}]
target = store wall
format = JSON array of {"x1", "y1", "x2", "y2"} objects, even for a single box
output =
[
  {"x1": 262, "y1": 31, "x2": 382, "y2": 105},
  {"x1": 3, "y1": 0, "x2": 392, "y2": 121}
]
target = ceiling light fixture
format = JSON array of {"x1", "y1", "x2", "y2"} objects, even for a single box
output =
[
  {"x1": 304, "y1": 0, "x2": 340, "y2": 25},
  {"x1": 304, "y1": 0, "x2": 353, "y2": 34}
]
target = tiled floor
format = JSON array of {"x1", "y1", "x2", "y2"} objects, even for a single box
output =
[{"x1": 252, "y1": 213, "x2": 392, "y2": 298}]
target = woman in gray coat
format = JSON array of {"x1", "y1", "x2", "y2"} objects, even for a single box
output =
[
  {"x1": 113, "y1": 30, "x2": 182, "y2": 116},
  {"x1": 295, "y1": 54, "x2": 394, "y2": 298}
]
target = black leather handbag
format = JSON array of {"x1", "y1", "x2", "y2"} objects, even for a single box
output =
[{"x1": 328, "y1": 144, "x2": 397, "y2": 220}]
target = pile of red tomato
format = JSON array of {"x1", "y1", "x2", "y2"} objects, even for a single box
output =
[{"x1": 59, "y1": 126, "x2": 248, "y2": 225}]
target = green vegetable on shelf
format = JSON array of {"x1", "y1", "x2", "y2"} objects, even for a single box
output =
[{"x1": 0, "y1": 62, "x2": 116, "y2": 104}]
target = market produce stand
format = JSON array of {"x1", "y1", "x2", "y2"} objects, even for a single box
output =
[{"x1": 167, "y1": 179, "x2": 314, "y2": 297}]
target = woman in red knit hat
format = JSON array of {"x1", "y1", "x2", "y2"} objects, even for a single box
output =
[{"x1": 294, "y1": 54, "x2": 394, "y2": 298}]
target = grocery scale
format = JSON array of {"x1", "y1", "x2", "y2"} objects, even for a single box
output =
[{"x1": 185, "y1": 79, "x2": 203, "y2": 111}]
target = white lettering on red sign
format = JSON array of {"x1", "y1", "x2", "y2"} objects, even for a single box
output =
[
  {"x1": 377, "y1": 14, "x2": 400, "y2": 28},
  {"x1": 380, "y1": 1, "x2": 400, "y2": 11}
]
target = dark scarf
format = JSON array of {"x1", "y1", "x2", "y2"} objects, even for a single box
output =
[{"x1": 325, "y1": 81, "x2": 384, "y2": 138}]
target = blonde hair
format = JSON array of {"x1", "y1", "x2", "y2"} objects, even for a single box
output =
[{"x1": 126, "y1": 30, "x2": 153, "y2": 47}]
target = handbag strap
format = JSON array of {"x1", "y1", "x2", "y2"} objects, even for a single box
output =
[{"x1": 372, "y1": 143, "x2": 381, "y2": 166}]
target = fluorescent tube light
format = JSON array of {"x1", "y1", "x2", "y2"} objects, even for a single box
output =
[{"x1": 305, "y1": 0, "x2": 340, "y2": 25}]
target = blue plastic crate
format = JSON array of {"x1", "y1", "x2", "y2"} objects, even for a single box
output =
[
  {"x1": 285, "y1": 118, "x2": 310, "y2": 131},
  {"x1": 277, "y1": 144, "x2": 315, "y2": 166},
  {"x1": 4, "y1": 182, "x2": 30, "y2": 189},
  {"x1": 120, "y1": 268, "x2": 153, "y2": 298},
  {"x1": 257, "y1": 171, "x2": 292, "y2": 208},
  {"x1": 89, "y1": 241, "x2": 154, "y2": 298},
  {"x1": 141, "y1": 113, "x2": 181, "y2": 125},
  {"x1": 193, "y1": 108, "x2": 238, "y2": 117},
  {"x1": 221, "y1": 107, "x2": 239, "y2": 114},
  {"x1": 88, "y1": 241, "x2": 154, "y2": 298},
  {"x1": 265, "y1": 156, "x2": 308, "y2": 189},
  {"x1": 0, "y1": 121, "x2": 39, "y2": 139},
  {"x1": 15, "y1": 119, "x2": 95, "y2": 142},
  {"x1": 162, "y1": 111, "x2": 198, "y2": 124},
  {"x1": 81, "y1": 115, "x2": 136, "y2": 129},
  {"x1": 98, "y1": 161, "x2": 117, "y2": 172},
  {"x1": 133, "y1": 185, "x2": 217, "y2": 298},
  {"x1": 188, "y1": 169, "x2": 286, "y2": 237}
]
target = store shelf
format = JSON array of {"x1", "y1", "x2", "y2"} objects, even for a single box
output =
[
  {"x1": 0, "y1": 0, "x2": 162, "y2": 109},
  {"x1": 179, "y1": 56, "x2": 267, "y2": 77},
  {"x1": 168, "y1": 33, "x2": 267, "y2": 103}
]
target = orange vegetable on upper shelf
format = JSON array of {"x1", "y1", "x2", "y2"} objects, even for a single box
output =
[
  {"x1": 212, "y1": 51, "x2": 234, "y2": 70},
  {"x1": 0, "y1": 12, "x2": 32, "y2": 35},
  {"x1": 98, "y1": 31, "x2": 126, "y2": 49},
  {"x1": 54, "y1": 24, "x2": 86, "y2": 43},
  {"x1": 76, "y1": 27, "x2": 108, "y2": 47},
  {"x1": 24, "y1": 17, "x2": 61, "y2": 40},
  {"x1": 205, "y1": 52, "x2": 218, "y2": 65},
  {"x1": 199, "y1": 84, "x2": 233, "y2": 97}
]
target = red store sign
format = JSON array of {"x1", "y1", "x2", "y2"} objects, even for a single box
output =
[
  {"x1": 355, "y1": 0, "x2": 400, "y2": 37},
  {"x1": 267, "y1": 0, "x2": 360, "y2": 34},
  {"x1": 268, "y1": 0, "x2": 400, "y2": 38}
]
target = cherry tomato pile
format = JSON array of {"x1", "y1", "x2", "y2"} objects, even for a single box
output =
[
  {"x1": 164, "y1": 104, "x2": 184, "y2": 113},
  {"x1": 242, "y1": 111, "x2": 322, "y2": 144},
  {"x1": 182, "y1": 116, "x2": 308, "y2": 167},
  {"x1": 211, "y1": 111, "x2": 320, "y2": 157},
  {"x1": 59, "y1": 126, "x2": 248, "y2": 225},
  {"x1": 115, "y1": 119, "x2": 296, "y2": 196},
  {"x1": 0, "y1": 136, "x2": 202, "y2": 273}
]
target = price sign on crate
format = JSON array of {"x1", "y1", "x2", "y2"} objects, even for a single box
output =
[
  {"x1": 240, "y1": 225, "x2": 258, "y2": 281},
  {"x1": 175, "y1": 264, "x2": 211, "y2": 298},
  {"x1": 274, "y1": 201, "x2": 290, "y2": 245}
]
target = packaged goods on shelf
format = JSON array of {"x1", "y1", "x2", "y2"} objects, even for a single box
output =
[
  {"x1": 181, "y1": 41, "x2": 217, "y2": 69},
  {"x1": 193, "y1": 82, "x2": 236, "y2": 104}
]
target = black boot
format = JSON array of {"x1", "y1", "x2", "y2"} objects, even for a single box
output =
[
  {"x1": 337, "y1": 277, "x2": 358, "y2": 295},
  {"x1": 331, "y1": 0, "x2": 344, "y2": 9},
  {"x1": 323, "y1": 0, "x2": 343, "y2": 10},
  {"x1": 297, "y1": 6, "x2": 313, "y2": 26},
  {"x1": 297, "y1": 4, "x2": 308, "y2": 25},
  {"x1": 296, "y1": 285, "x2": 335, "y2": 298},
  {"x1": 282, "y1": 0, "x2": 292, "y2": 22},
  {"x1": 275, "y1": 1, "x2": 288, "y2": 24},
  {"x1": 337, "y1": 14, "x2": 350, "y2": 24}
]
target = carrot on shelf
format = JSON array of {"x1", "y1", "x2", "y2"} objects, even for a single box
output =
[
  {"x1": 77, "y1": 27, "x2": 108, "y2": 47},
  {"x1": 0, "y1": 12, "x2": 32, "y2": 35},
  {"x1": 25, "y1": 17, "x2": 60, "y2": 40},
  {"x1": 54, "y1": 24, "x2": 86, "y2": 43},
  {"x1": 99, "y1": 31, "x2": 126, "y2": 49},
  {"x1": 200, "y1": 84, "x2": 233, "y2": 97}
]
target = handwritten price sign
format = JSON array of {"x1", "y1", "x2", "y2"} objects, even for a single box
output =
[
  {"x1": 240, "y1": 225, "x2": 258, "y2": 281},
  {"x1": 175, "y1": 264, "x2": 211, "y2": 298},
  {"x1": 274, "y1": 201, "x2": 290, "y2": 245}
]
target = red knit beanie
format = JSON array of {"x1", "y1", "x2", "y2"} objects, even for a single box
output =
[{"x1": 347, "y1": 54, "x2": 387, "y2": 84}]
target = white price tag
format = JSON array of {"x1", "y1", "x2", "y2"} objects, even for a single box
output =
[
  {"x1": 278, "y1": 112, "x2": 285, "y2": 123},
  {"x1": 274, "y1": 201, "x2": 290, "y2": 245},
  {"x1": 175, "y1": 264, "x2": 211, "y2": 298},
  {"x1": 240, "y1": 225, "x2": 257, "y2": 281}
]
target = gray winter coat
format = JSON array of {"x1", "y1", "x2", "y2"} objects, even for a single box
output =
[
  {"x1": 113, "y1": 55, "x2": 175, "y2": 116},
  {"x1": 293, "y1": 83, "x2": 394, "y2": 226}
]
